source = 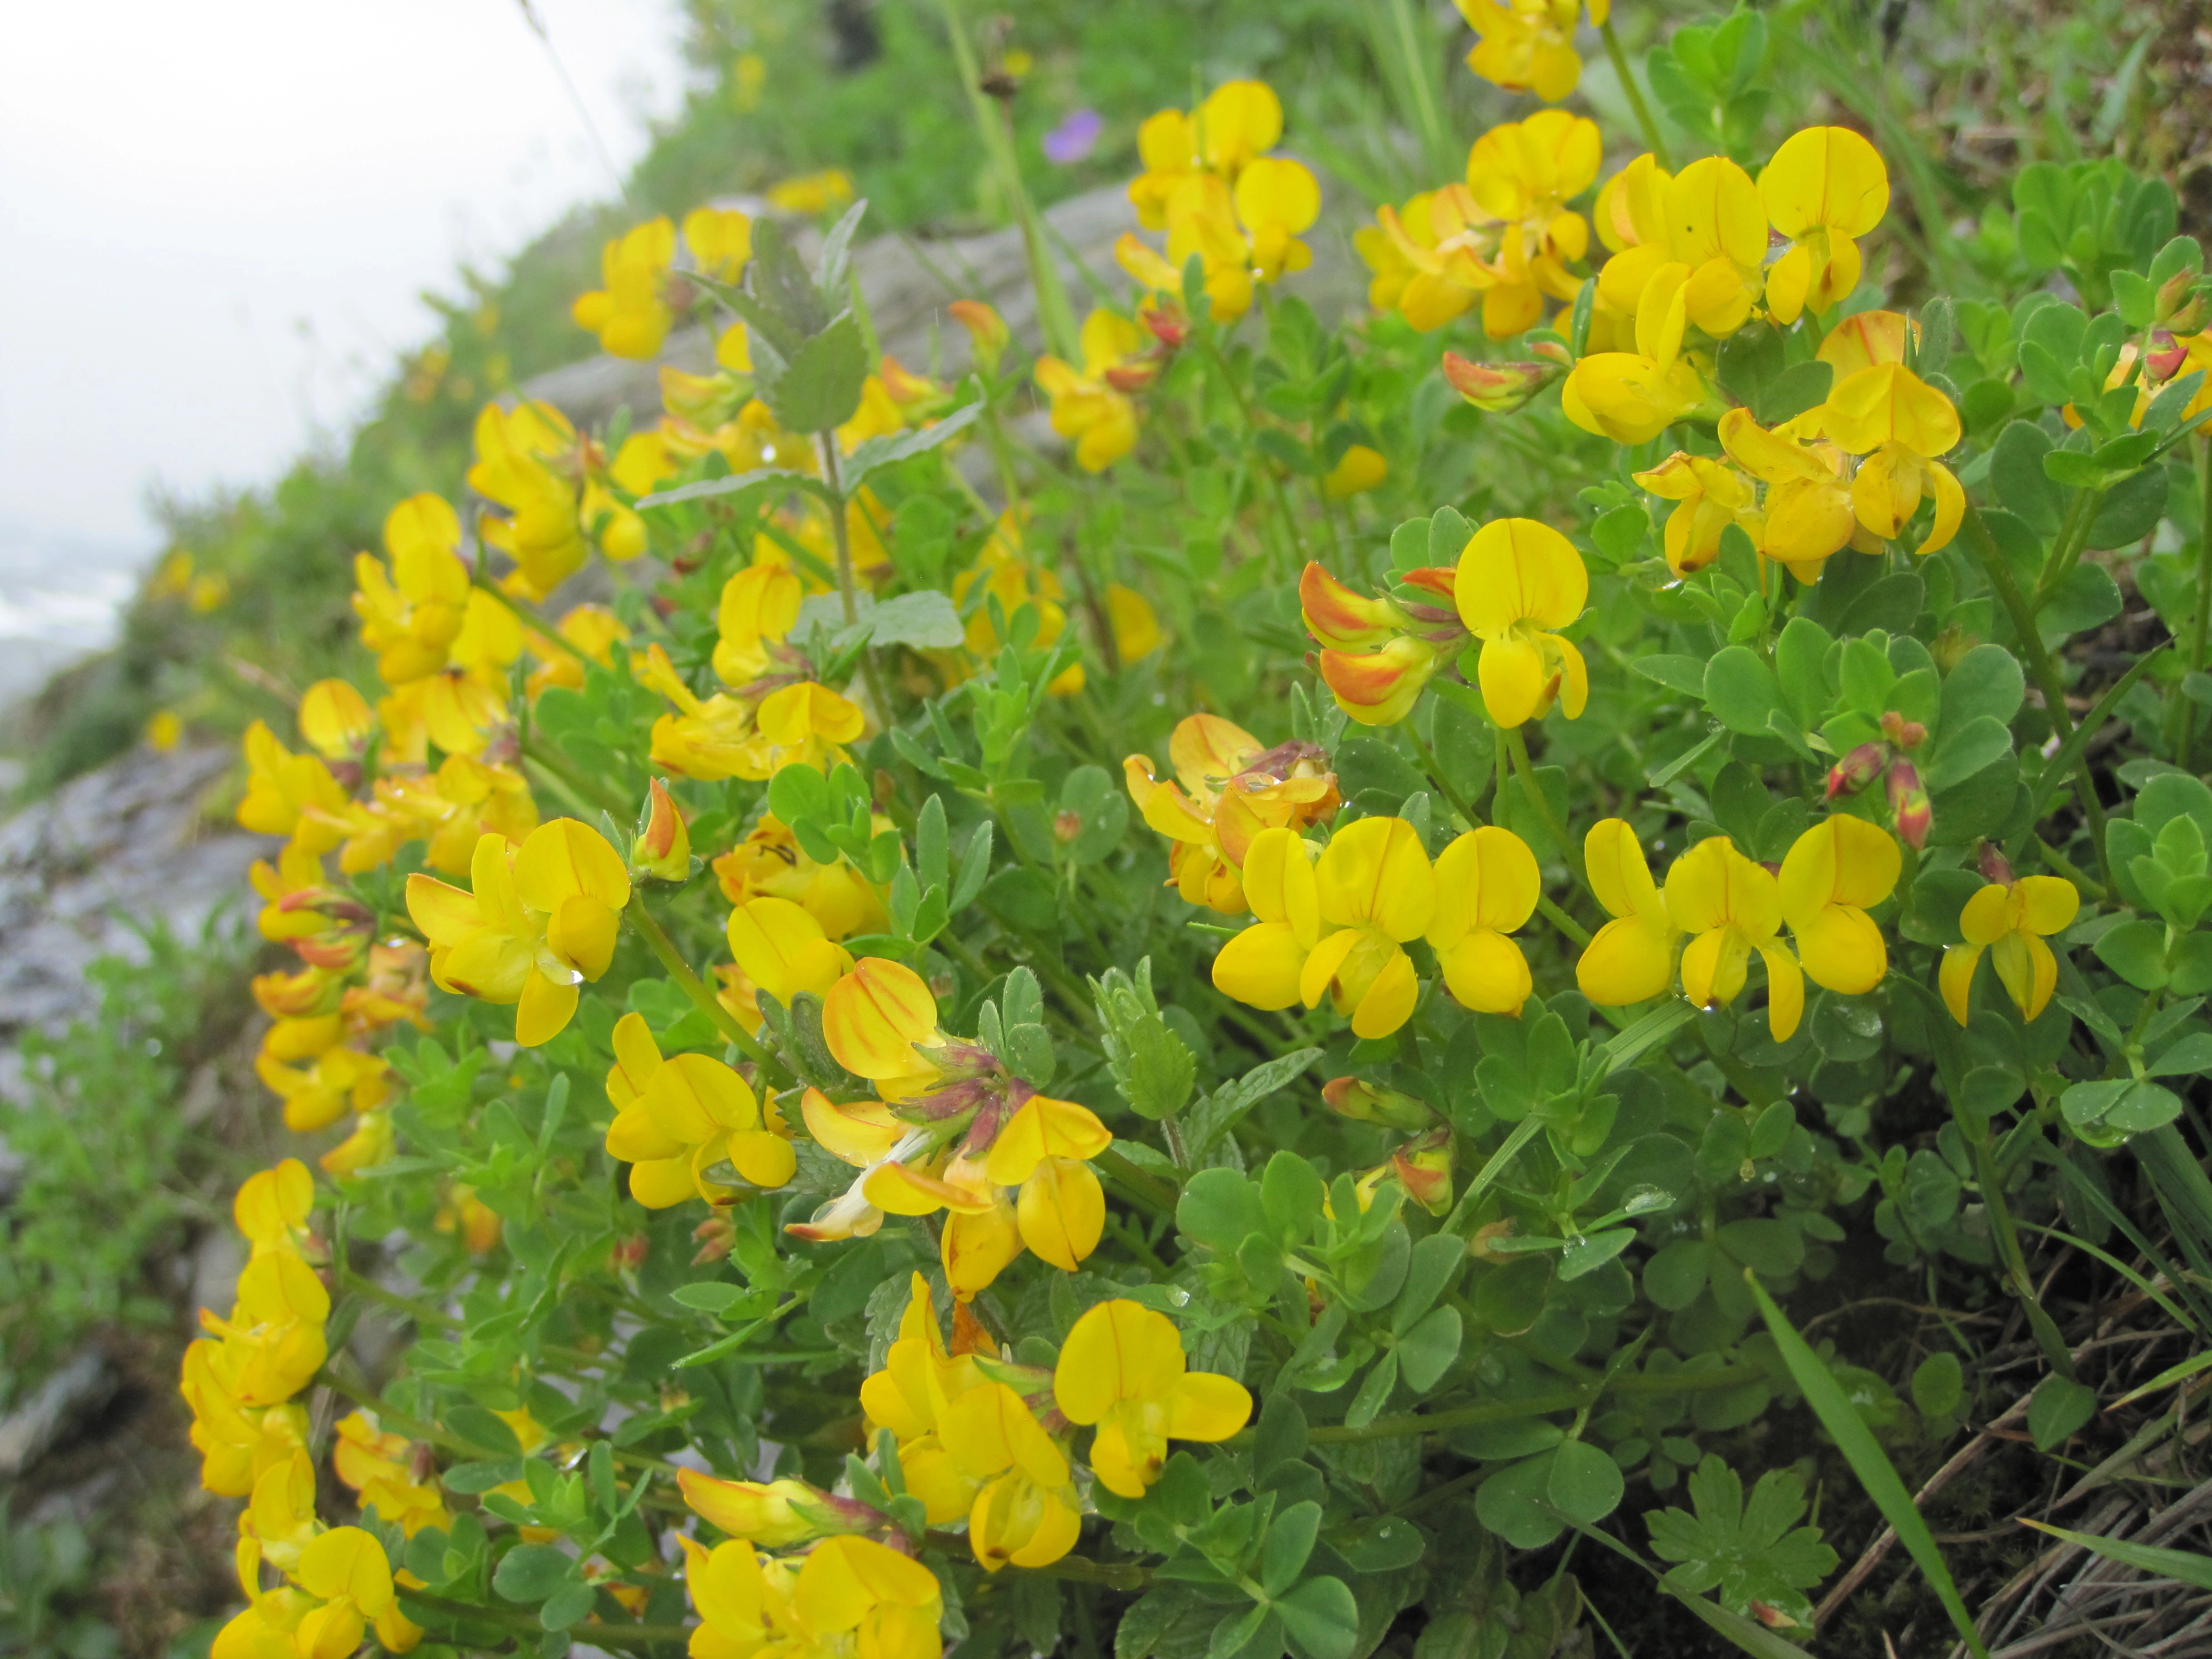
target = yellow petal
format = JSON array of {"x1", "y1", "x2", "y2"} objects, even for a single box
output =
[
  {"x1": 1349, "y1": 944, "x2": 1421, "y2": 1037},
  {"x1": 1759, "y1": 126, "x2": 1889, "y2": 239},
  {"x1": 1015, "y1": 1157, "x2": 1104, "y2": 1271},
  {"x1": 1938, "y1": 941, "x2": 1983, "y2": 1026},
  {"x1": 2017, "y1": 876, "x2": 2081, "y2": 937},
  {"x1": 514, "y1": 970, "x2": 578, "y2": 1046},
  {"x1": 515, "y1": 818, "x2": 631, "y2": 912},
  {"x1": 1213, "y1": 920, "x2": 1313, "y2": 1011},
  {"x1": 1477, "y1": 632, "x2": 1546, "y2": 729},
  {"x1": 1959, "y1": 883, "x2": 2013, "y2": 946},
  {"x1": 1584, "y1": 818, "x2": 1658, "y2": 924},
  {"x1": 1053, "y1": 1300, "x2": 1183, "y2": 1425},
  {"x1": 985, "y1": 1096, "x2": 1112, "y2": 1186},
  {"x1": 1577, "y1": 914, "x2": 1677, "y2": 1005},
  {"x1": 1165, "y1": 1371, "x2": 1253, "y2": 1441},
  {"x1": 1438, "y1": 929, "x2": 1532, "y2": 1015},
  {"x1": 1454, "y1": 518, "x2": 1589, "y2": 636},
  {"x1": 822, "y1": 958, "x2": 939, "y2": 1080},
  {"x1": 1239, "y1": 827, "x2": 1321, "y2": 941},
  {"x1": 1314, "y1": 816, "x2": 1435, "y2": 938},
  {"x1": 646, "y1": 1052, "x2": 760, "y2": 1143},
  {"x1": 1758, "y1": 944, "x2": 1806, "y2": 1040}
]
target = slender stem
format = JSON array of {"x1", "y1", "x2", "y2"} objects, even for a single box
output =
[
  {"x1": 1598, "y1": 18, "x2": 1672, "y2": 170},
  {"x1": 2183, "y1": 437, "x2": 2212, "y2": 761},
  {"x1": 623, "y1": 888, "x2": 784, "y2": 1077},
  {"x1": 336, "y1": 1267, "x2": 461, "y2": 1331},
  {"x1": 1407, "y1": 722, "x2": 1483, "y2": 828},
  {"x1": 1096, "y1": 1147, "x2": 1179, "y2": 1214},
  {"x1": 1503, "y1": 724, "x2": 1587, "y2": 888},
  {"x1": 815, "y1": 434, "x2": 896, "y2": 726},
  {"x1": 399, "y1": 1588, "x2": 691, "y2": 1653},
  {"x1": 1199, "y1": 333, "x2": 1306, "y2": 565},
  {"x1": 1537, "y1": 894, "x2": 1591, "y2": 948},
  {"x1": 525, "y1": 735, "x2": 630, "y2": 817},
  {"x1": 2031, "y1": 485, "x2": 2097, "y2": 609},
  {"x1": 1963, "y1": 502, "x2": 2115, "y2": 892}
]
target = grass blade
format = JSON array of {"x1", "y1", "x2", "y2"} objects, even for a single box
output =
[
  {"x1": 2020, "y1": 1519, "x2": 2212, "y2": 1590},
  {"x1": 1667, "y1": 1591, "x2": 1817, "y2": 1659},
  {"x1": 1746, "y1": 1271, "x2": 1990, "y2": 1659},
  {"x1": 2106, "y1": 1349, "x2": 2212, "y2": 1412}
]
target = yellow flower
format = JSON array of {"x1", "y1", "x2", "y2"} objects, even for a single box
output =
[
  {"x1": 1052, "y1": 1300, "x2": 1252, "y2": 1498},
  {"x1": 1668, "y1": 158, "x2": 1770, "y2": 337},
  {"x1": 1105, "y1": 582, "x2": 1164, "y2": 661},
  {"x1": 1562, "y1": 264, "x2": 1715, "y2": 444},
  {"x1": 858, "y1": 1274, "x2": 983, "y2": 1450},
  {"x1": 332, "y1": 1411, "x2": 449, "y2": 1538},
  {"x1": 1124, "y1": 712, "x2": 1340, "y2": 913},
  {"x1": 1717, "y1": 407, "x2": 1860, "y2": 584},
  {"x1": 1214, "y1": 818, "x2": 1434, "y2": 1040},
  {"x1": 1426, "y1": 827, "x2": 1541, "y2": 1014},
  {"x1": 1035, "y1": 311, "x2": 1147, "y2": 471},
  {"x1": 714, "y1": 813, "x2": 886, "y2": 940},
  {"x1": 1664, "y1": 837, "x2": 1804, "y2": 1040},
  {"x1": 573, "y1": 217, "x2": 677, "y2": 360},
  {"x1": 1233, "y1": 155, "x2": 1322, "y2": 283},
  {"x1": 728, "y1": 896, "x2": 856, "y2": 1009},
  {"x1": 254, "y1": 1045, "x2": 389, "y2": 1134},
  {"x1": 983, "y1": 1093, "x2": 1113, "y2": 1271},
  {"x1": 1577, "y1": 818, "x2": 1682, "y2": 1005},
  {"x1": 681, "y1": 1532, "x2": 940, "y2": 1659},
  {"x1": 766, "y1": 169, "x2": 856, "y2": 215},
  {"x1": 938, "y1": 1383, "x2": 1082, "y2": 1571},
  {"x1": 1813, "y1": 362, "x2": 1964, "y2": 555},
  {"x1": 238, "y1": 722, "x2": 348, "y2": 844},
  {"x1": 1940, "y1": 876, "x2": 2079, "y2": 1025},
  {"x1": 822, "y1": 957, "x2": 947, "y2": 1099},
  {"x1": 1458, "y1": 0, "x2": 1604, "y2": 101},
  {"x1": 347, "y1": 491, "x2": 473, "y2": 686},
  {"x1": 469, "y1": 401, "x2": 590, "y2": 601},
  {"x1": 232, "y1": 1160, "x2": 315, "y2": 1259},
  {"x1": 297, "y1": 680, "x2": 374, "y2": 764},
  {"x1": 1322, "y1": 444, "x2": 1389, "y2": 499},
  {"x1": 684, "y1": 205, "x2": 754, "y2": 284},
  {"x1": 1128, "y1": 81, "x2": 1283, "y2": 228},
  {"x1": 405, "y1": 821, "x2": 630, "y2": 1046},
  {"x1": 1632, "y1": 451, "x2": 1756, "y2": 580},
  {"x1": 1758, "y1": 127, "x2": 1889, "y2": 325},
  {"x1": 679, "y1": 1468, "x2": 873, "y2": 1548},
  {"x1": 146, "y1": 709, "x2": 182, "y2": 752},
  {"x1": 1453, "y1": 518, "x2": 1589, "y2": 729},
  {"x1": 1463, "y1": 111, "x2": 1601, "y2": 336},
  {"x1": 1778, "y1": 817, "x2": 1900, "y2": 994},
  {"x1": 601, "y1": 1013, "x2": 796, "y2": 1207},
  {"x1": 1365, "y1": 188, "x2": 1499, "y2": 332}
]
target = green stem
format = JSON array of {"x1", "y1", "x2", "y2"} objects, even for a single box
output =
[
  {"x1": 1096, "y1": 1147, "x2": 1179, "y2": 1214},
  {"x1": 398, "y1": 1588, "x2": 691, "y2": 1653},
  {"x1": 1503, "y1": 724, "x2": 1586, "y2": 888},
  {"x1": 1536, "y1": 894, "x2": 1591, "y2": 948},
  {"x1": 336, "y1": 1267, "x2": 461, "y2": 1331},
  {"x1": 932, "y1": 0, "x2": 1078, "y2": 361},
  {"x1": 623, "y1": 889, "x2": 784, "y2": 1077},
  {"x1": 525, "y1": 734, "x2": 630, "y2": 817},
  {"x1": 1963, "y1": 502, "x2": 2114, "y2": 892},
  {"x1": 816, "y1": 434, "x2": 896, "y2": 725},
  {"x1": 1598, "y1": 18, "x2": 1672, "y2": 170},
  {"x1": 1199, "y1": 333, "x2": 1306, "y2": 565},
  {"x1": 1407, "y1": 723, "x2": 1483, "y2": 828},
  {"x1": 2031, "y1": 484, "x2": 2101, "y2": 611},
  {"x1": 2182, "y1": 437, "x2": 2212, "y2": 762}
]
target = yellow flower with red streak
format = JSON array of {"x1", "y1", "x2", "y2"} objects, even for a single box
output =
[
  {"x1": 1665, "y1": 836, "x2": 1803, "y2": 1039},
  {"x1": 1563, "y1": 263, "x2": 1717, "y2": 444},
  {"x1": 1940, "y1": 873, "x2": 2079, "y2": 1025},
  {"x1": 1455, "y1": 518, "x2": 1589, "y2": 729},
  {"x1": 1758, "y1": 128, "x2": 1889, "y2": 325},
  {"x1": 1123, "y1": 712, "x2": 1340, "y2": 912},
  {"x1": 405, "y1": 821, "x2": 631, "y2": 1047},
  {"x1": 716, "y1": 813, "x2": 886, "y2": 940},
  {"x1": 1632, "y1": 451, "x2": 1756, "y2": 580},
  {"x1": 1036, "y1": 311, "x2": 1149, "y2": 472},
  {"x1": 939, "y1": 1381, "x2": 1082, "y2": 1571},
  {"x1": 1052, "y1": 1300, "x2": 1252, "y2": 1498},
  {"x1": 1458, "y1": 0, "x2": 1607, "y2": 102},
  {"x1": 601, "y1": 1013, "x2": 796, "y2": 1208},
  {"x1": 1359, "y1": 186, "x2": 1501, "y2": 333}
]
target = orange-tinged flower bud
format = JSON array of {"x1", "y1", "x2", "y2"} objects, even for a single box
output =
[
  {"x1": 691, "y1": 1214, "x2": 735, "y2": 1264},
  {"x1": 1825, "y1": 742, "x2": 1886, "y2": 799},
  {"x1": 632, "y1": 778, "x2": 691, "y2": 880},
  {"x1": 1300, "y1": 562, "x2": 1401, "y2": 650},
  {"x1": 950, "y1": 300, "x2": 1011, "y2": 373},
  {"x1": 1320, "y1": 1077, "x2": 1433, "y2": 1130},
  {"x1": 1976, "y1": 840, "x2": 2017, "y2": 886},
  {"x1": 1441, "y1": 352, "x2": 1561, "y2": 413},
  {"x1": 1390, "y1": 1127, "x2": 1454, "y2": 1216},
  {"x1": 1318, "y1": 636, "x2": 1441, "y2": 727},
  {"x1": 611, "y1": 1234, "x2": 649, "y2": 1272},
  {"x1": 1886, "y1": 758, "x2": 1930, "y2": 850}
]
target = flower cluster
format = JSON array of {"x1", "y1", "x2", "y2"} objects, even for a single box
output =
[{"x1": 184, "y1": 1162, "x2": 428, "y2": 1659}]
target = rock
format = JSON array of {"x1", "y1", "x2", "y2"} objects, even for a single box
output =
[
  {"x1": 0, "y1": 743, "x2": 272, "y2": 1047},
  {"x1": 0, "y1": 1348, "x2": 118, "y2": 1481}
]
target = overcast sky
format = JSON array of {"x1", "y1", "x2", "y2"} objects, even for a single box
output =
[{"x1": 0, "y1": 0, "x2": 686, "y2": 651}]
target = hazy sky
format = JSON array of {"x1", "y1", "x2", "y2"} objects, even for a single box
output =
[{"x1": 0, "y1": 0, "x2": 686, "y2": 583}]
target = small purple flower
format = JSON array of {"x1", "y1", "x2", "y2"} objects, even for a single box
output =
[{"x1": 1043, "y1": 108, "x2": 1103, "y2": 165}]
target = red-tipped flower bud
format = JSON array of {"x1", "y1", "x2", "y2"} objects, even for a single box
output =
[
  {"x1": 1300, "y1": 561, "x2": 1404, "y2": 650},
  {"x1": 1975, "y1": 839, "x2": 2017, "y2": 886},
  {"x1": 1886, "y1": 758, "x2": 1931, "y2": 849},
  {"x1": 1879, "y1": 711, "x2": 1927, "y2": 749},
  {"x1": 632, "y1": 776, "x2": 692, "y2": 881},
  {"x1": 1320, "y1": 1077, "x2": 1434, "y2": 1130},
  {"x1": 1825, "y1": 742, "x2": 1886, "y2": 800},
  {"x1": 948, "y1": 300, "x2": 1010, "y2": 374},
  {"x1": 1440, "y1": 351, "x2": 1561, "y2": 414}
]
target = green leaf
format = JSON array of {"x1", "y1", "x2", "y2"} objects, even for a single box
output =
[
  {"x1": 539, "y1": 1583, "x2": 597, "y2": 1631},
  {"x1": 841, "y1": 400, "x2": 985, "y2": 491},
  {"x1": 637, "y1": 465, "x2": 836, "y2": 513},
  {"x1": 1546, "y1": 1439, "x2": 1624, "y2": 1526},
  {"x1": 1646, "y1": 1455, "x2": 1837, "y2": 1630},
  {"x1": 2094, "y1": 919, "x2": 2171, "y2": 989},
  {"x1": 1924, "y1": 715, "x2": 2013, "y2": 793},
  {"x1": 761, "y1": 312, "x2": 870, "y2": 434},
  {"x1": 1912, "y1": 1352, "x2": 1964, "y2": 1417},
  {"x1": 1396, "y1": 1306, "x2": 1462, "y2": 1392},
  {"x1": 1634, "y1": 655, "x2": 1711, "y2": 698},
  {"x1": 494, "y1": 1543, "x2": 577, "y2": 1604},
  {"x1": 1177, "y1": 1168, "x2": 1266, "y2": 1251},
  {"x1": 446, "y1": 1405, "x2": 524, "y2": 1458},
  {"x1": 1938, "y1": 644, "x2": 2026, "y2": 734},
  {"x1": 1746, "y1": 1274, "x2": 1989, "y2": 1658},
  {"x1": 1273, "y1": 1578, "x2": 1358, "y2": 1659},
  {"x1": 860, "y1": 591, "x2": 964, "y2": 649},
  {"x1": 670, "y1": 1282, "x2": 747, "y2": 1316},
  {"x1": 2027, "y1": 1375, "x2": 2098, "y2": 1450},
  {"x1": 1704, "y1": 649, "x2": 1792, "y2": 739},
  {"x1": 1260, "y1": 1502, "x2": 1323, "y2": 1597}
]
